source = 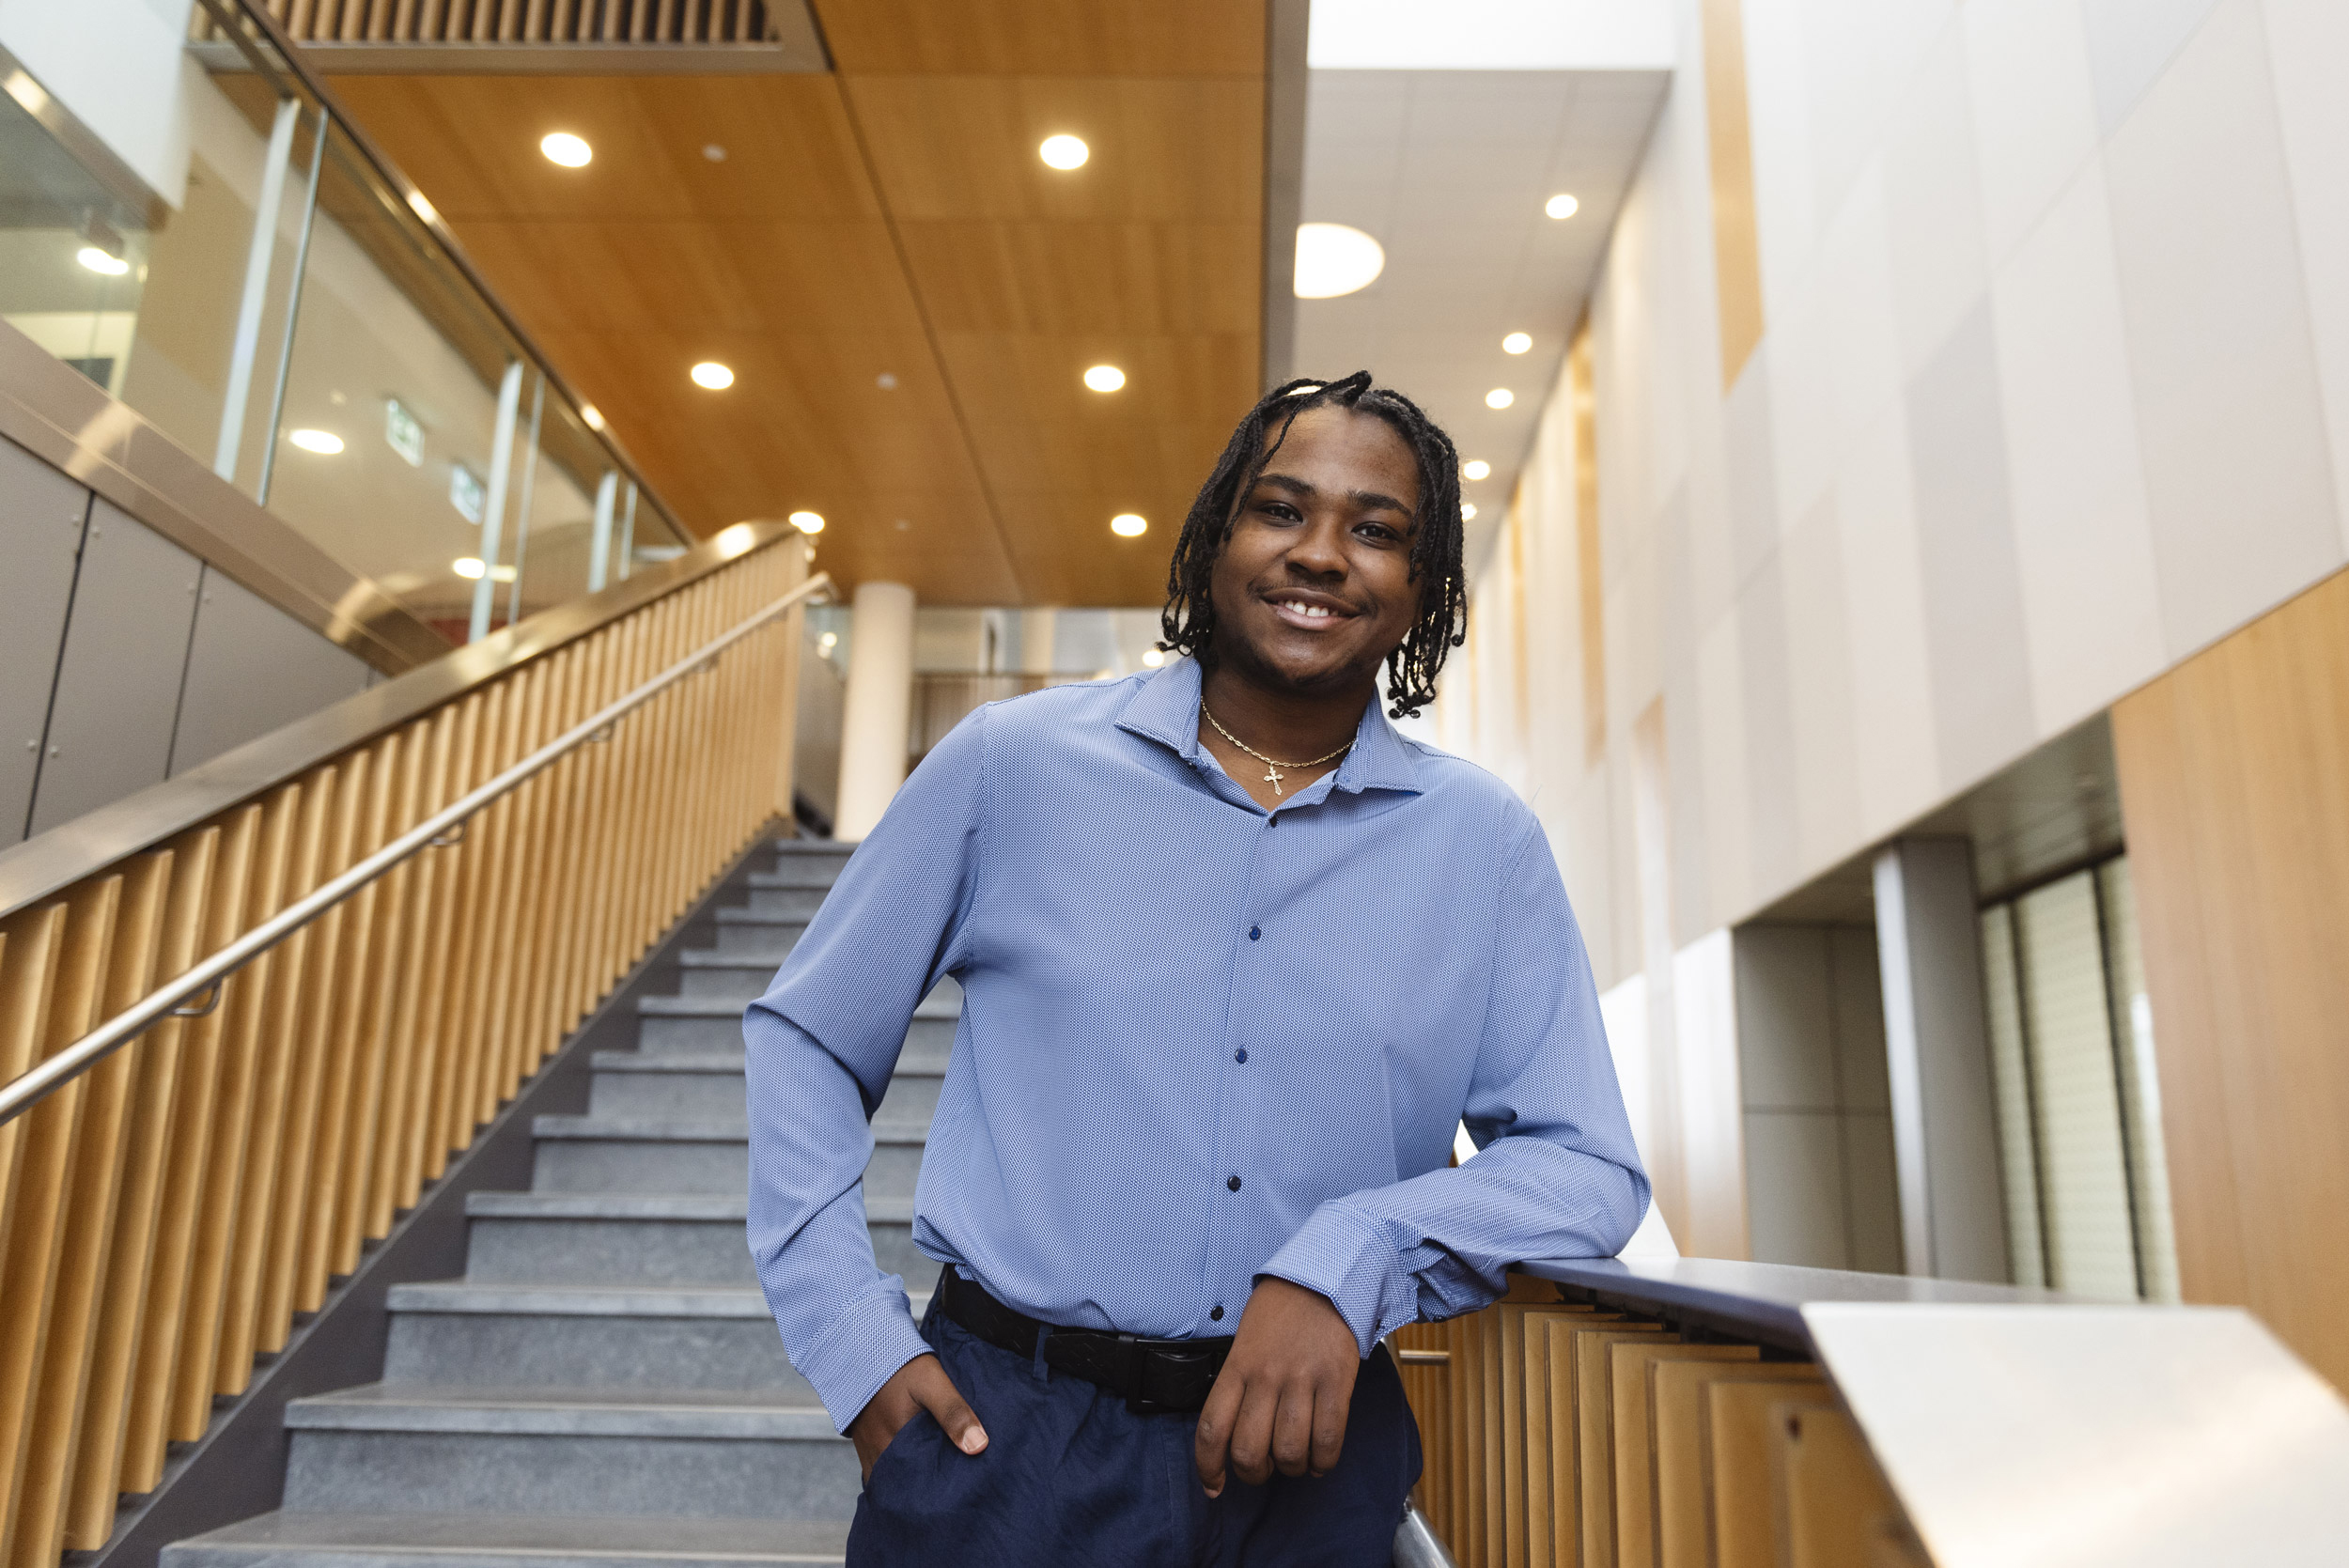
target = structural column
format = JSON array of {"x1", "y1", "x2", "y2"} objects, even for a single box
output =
[
  {"x1": 833, "y1": 581, "x2": 915, "y2": 841},
  {"x1": 1873, "y1": 837, "x2": 2010, "y2": 1282}
]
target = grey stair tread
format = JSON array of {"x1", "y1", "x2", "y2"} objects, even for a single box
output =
[
  {"x1": 644, "y1": 985, "x2": 962, "y2": 1021},
  {"x1": 770, "y1": 839, "x2": 850, "y2": 853},
  {"x1": 677, "y1": 954, "x2": 788, "y2": 970},
  {"x1": 714, "y1": 910, "x2": 811, "y2": 926},
  {"x1": 590, "y1": 1049, "x2": 950, "y2": 1077},
  {"x1": 459, "y1": 1193, "x2": 918, "y2": 1223},
  {"x1": 530, "y1": 1116, "x2": 929, "y2": 1144},
  {"x1": 747, "y1": 872, "x2": 841, "y2": 888},
  {"x1": 285, "y1": 1386, "x2": 842, "y2": 1440},
  {"x1": 168, "y1": 1512, "x2": 849, "y2": 1565},
  {"x1": 389, "y1": 1283, "x2": 931, "y2": 1316}
]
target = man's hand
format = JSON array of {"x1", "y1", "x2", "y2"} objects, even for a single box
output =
[
  {"x1": 1192, "y1": 1278, "x2": 1360, "y2": 1497},
  {"x1": 848, "y1": 1353, "x2": 988, "y2": 1482}
]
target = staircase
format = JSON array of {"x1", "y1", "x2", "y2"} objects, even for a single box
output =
[{"x1": 165, "y1": 840, "x2": 949, "y2": 1568}]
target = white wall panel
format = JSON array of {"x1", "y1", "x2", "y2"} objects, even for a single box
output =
[
  {"x1": 27, "y1": 500, "x2": 200, "y2": 837},
  {"x1": 170, "y1": 567, "x2": 371, "y2": 777},
  {"x1": 0, "y1": 438, "x2": 89, "y2": 841}
]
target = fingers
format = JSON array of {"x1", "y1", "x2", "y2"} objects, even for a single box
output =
[
  {"x1": 1225, "y1": 1376, "x2": 1281, "y2": 1487},
  {"x1": 1269, "y1": 1379, "x2": 1316, "y2": 1478},
  {"x1": 1194, "y1": 1375, "x2": 1240, "y2": 1497},
  {"x1": 908, "y1": 1357, "x2": 988, "y2": 1456},
  {"x1": 1308, "y1": 1376, "x2": 1350, "y2": 1477}
]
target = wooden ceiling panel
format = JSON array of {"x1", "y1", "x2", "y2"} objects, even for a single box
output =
[
  {"x1": 896, "y1": 222, "x2": 1259, "y2": 335},
  {"x1": 990, "y1": 492, "x2": 1179, "y2": 604},
  {"x1": 329, "y1": 75, "x2": 879, "y2": 220},
  {"x1": 843, "y1": 77, "x2": 1261, "y2": 221},
  {"x1": 810, "y1": 0, "x2": 1265, "y2": 77}
]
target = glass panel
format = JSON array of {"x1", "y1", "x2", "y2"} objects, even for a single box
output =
[
  {"x1": 3, "y1": 8, "x2": 692, "y2": 647},
  {"x1": 2014, "y1": 872, "x2": 2139, "y2": 1299},
  {"x1": 2097, "y1": 858, "x2": 2182, "y2": 1302},
  {"x1": 1978, "y1": 903, "x2": 2046, "y2": 1289}
]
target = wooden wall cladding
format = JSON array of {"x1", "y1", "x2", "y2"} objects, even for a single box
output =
[
  {"x1": 2109, "y1": 565, "x2": 2349, "y2": 1392},
  {"x1": 0, "y1": 539, "x2": 805, "y2": 1568}
]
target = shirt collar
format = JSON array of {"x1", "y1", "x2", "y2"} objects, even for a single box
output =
[{"x1": 1115, "y1": 655, "x2": 1422, "y2": 798}]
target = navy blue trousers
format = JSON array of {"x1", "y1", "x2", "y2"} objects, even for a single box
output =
[{"x1": 847, "y1": 1295, "x2": 1421, "y2": 1567}]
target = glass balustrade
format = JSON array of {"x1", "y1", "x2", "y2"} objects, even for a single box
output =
[{"x1": 0, "y1": 0, "x2": 687, "y2": 644}]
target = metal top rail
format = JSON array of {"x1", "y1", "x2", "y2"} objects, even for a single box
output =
[{"x1": 0, "y1": 570, "x2": 832, "y2": 1129}]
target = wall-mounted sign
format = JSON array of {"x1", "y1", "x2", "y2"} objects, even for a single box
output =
[
  {"x1": 449, "y1": 462, "x2": 485, "y2": 523},
  {"x1": 384, "y1": 397, "x2": 424, "y2": 467}
]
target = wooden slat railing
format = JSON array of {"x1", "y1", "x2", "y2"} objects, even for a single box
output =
[
  {"x1": 1390, "y1": 1279, "x2": 1922, "y2": 1568},
  {"x1": 206, "y1": 0, "x2": 782, "y2": 45},
  {"x1": 0, "y1": 535, "x2": 819, "y2": 1568}
]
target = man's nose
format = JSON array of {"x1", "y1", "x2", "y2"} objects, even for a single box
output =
[{"x1": 1284, "y1": 516, "x2": 1348, "y2": 576}]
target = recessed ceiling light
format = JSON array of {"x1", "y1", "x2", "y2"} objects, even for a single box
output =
[
  {"x1": 288, "y1": 427, "x2": 344, "y2": 454},
  {"x1": 1502, "y1": 332, "x2": 1532, "y2": 355},
  {"x1": 1039, "y1": 134, "x2": 1089, "y2": 170},
  {"x1": 691, "y1": 361, "x2": 734, "y2": 390},
  {"x1": 1142, "y1": 647, "x2": 1166, "y2": 668},
  {"x1": 818, "y1": 631, "x2": 838, "y2": 650},
  {"x1": 540, "y1": 132, "x2": 592, "y2": 168},
  {"x1": 1461, "y1": 502, "x2": 1478, "y2": 520},
  {"x1": 454, "y1": 557, "x2": 487, "y2": 579},
  {"x1": 76, "y1": 245, "x2": 129, "y2": 275},
  {"x1": 876, "y1": 372, "x2": 898, "y2": 390},
  {"x1": 703, "y1": 144, "x2": 727, "y2": 163},
  {"x1": 407, "y1": 190, "x2": 439, "y2": 224},
  {"x1": 1294, "y1": 223, "x2": 1385, "y2": 299},
  {"x1": 1111, "y1": 513, "x2": 1147, "y2": 536},
  {"x1": 1083, "y1": 365, "x2": 1126, "y2": 393},
  {"x1": 1462, "y1": 459, "x2": 1490, "y2": 481},
  {"x1": 580, "y1": 404, "x2": 605, "y2": 431},
  {"x1": 1486, "y1": 388, "x2": 1514, "y2": 410},
  {"x1": 789, "y1": 510, "x2": 825, "y2": 534},
  {"x1": 1546, "y1": 193, "x2": 1579, "y2": 220}
]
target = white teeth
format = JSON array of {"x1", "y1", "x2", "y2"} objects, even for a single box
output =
[{"x1": 1281, "y1": 601, "x2": 1331, "y2": 619}]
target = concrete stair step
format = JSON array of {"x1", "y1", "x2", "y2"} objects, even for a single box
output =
[
  {"x1": 281, "y1": 1387, "x2": 857, "y2": 1521},
  {"x1": 163, "y1": 1512, "x2": 849, "y2": 1568},
  {"x1": 744, "y1": 884, "x2": 828, "y2": 920},
  {"x1": 459, "y1": 1191, "x2": 924, "y2": 1286},
  {"x1": 382, "y1": 1284, "x2": 802, "y2": 1390},
  {"x1": 637, "y1": 987, "x2": 959, "y2": 1048},
  {"x1": 710, "y1": 911, "x2": 808, "y2": 959},
  {"x1": 588, "y1": 1050, "x2": 944, "y2": 1120},
  {"x1": 672, "y1": 955, "x2": 788, "y2": 1003},
  {"x1": 527, "y1": 1116, "x2": 928, "y2": 1196}
]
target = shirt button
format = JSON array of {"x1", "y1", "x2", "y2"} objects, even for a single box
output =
[
  {"x1": 1248, "y1": 925, "x2": 1260, "y2": 941},
  {"x1": 1210, "y1": 1304, "x2": 1225, "y2": 1322},
  {"x1": 1227, "y1": 1174, "x2": 1242, "y2": 1192},
  {"x1": 1234, "y1": 1048, "x2": 1248, "y2": 1063}
]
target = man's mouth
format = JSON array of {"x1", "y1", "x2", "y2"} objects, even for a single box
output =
[{"x1": 1268, "y1": 595, "x2": 1356, "y2": 630}]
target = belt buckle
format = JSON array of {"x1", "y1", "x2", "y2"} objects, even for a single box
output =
[{"x1": 1120, "y1": 1333, "x2": 1171, "y2": 1417}]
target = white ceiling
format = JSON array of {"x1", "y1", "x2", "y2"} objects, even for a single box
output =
[{"x1": 1288, "y1": 62, "x2": 1670, "y2": 575}]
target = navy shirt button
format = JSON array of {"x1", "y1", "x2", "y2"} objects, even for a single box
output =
[
  {"x1": 1235, "y1": 1048, "x2": 1248, "y2": 1063},
  {"x1": 1248, "y1": 925, "x2": 1260, "y2": 941},
  {"x1": 1227, "y1": 1174, "x2": 1242, "y2": 1192},
  {"x1": 1209, "y1": 1304, "x2": 1224, "y2": 1322}
]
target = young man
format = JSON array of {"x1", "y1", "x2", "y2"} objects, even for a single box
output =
[{"x1": 747, "y1": 372, "x2": 1648, "y2": 1565}]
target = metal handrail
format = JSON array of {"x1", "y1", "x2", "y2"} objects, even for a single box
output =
[{"x1": 0, "y1": 571, "x2": 833, "y2": 1128}]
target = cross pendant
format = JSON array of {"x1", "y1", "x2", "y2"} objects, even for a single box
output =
[{"x1": 1263, "y1": 765, "x2": 1284, "y2": 796}]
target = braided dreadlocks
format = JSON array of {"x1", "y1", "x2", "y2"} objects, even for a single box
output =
[{"x1": 1159, "y1": 371, "x2": 1469, "y2": 718}]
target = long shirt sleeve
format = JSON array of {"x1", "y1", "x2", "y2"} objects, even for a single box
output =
[
  {"x1": 744, "y1": 716, "x2": 987, "y2": 1432},
  {"x1": 1256, "y1": 819, "x2": 1650, "y2": 1353}
]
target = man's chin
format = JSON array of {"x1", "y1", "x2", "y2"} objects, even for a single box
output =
[{"x1": 1220, "y1": 629, "x2": 1373, "y2": 697}]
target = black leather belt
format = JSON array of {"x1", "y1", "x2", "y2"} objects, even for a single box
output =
[{"x1": 936, "y1": 1266, "x2": 1234, "y2": 1416}]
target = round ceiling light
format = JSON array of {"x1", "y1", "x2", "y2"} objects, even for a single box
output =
[
  {"x1": 1461, "y1": 502, "x2": 1478, "y2": 520},
  {"x1": 1486, "y1": 388, "x2": 1514, "y2": 410},
  {"x1": 76, "y1": 245, "x2": 129, "y2": 275},
  {"x1": 407, "y1": 190, "x2": 439, "y2": 224},
  {"x1": 1546, "y1": 193, "x2": 1580, "y2": 220},
  {"x1": 1083, "y1": 364, "x2": 1126, "y2": 393},
  {"x1": 691, "y1": 361, "x2": 734, "y2": 390},
  {"x1": 580, "y1": 404, "x2": 605, "y2": 431},
  {"x1": 1111, "y1": 513, "x2": 1147, "y2": 537},
  {"x1": 1142, "y1": 647, "x2": 1166, "y2": 668},
  {"x1": 453, "y1": 557, "x2": 487, "y2": 579},
  {"x1": 1039, "y1": 134, "x2": 1089, "y2": 170},
  {"x1": 288, "y1": 427, "x2": 344, "y2": 454},
  {"x1": 1502, "y1": 332, "x2": 1532, "y2": 354},
  {"x1": 789, "y1": 510, "x2": 825, "y2": 534},
  {"x1": 1294, "y1": 223, "x2": 1385, "y2": 299},
  {"x1": 540, "y1": 132, "x2": 592, "y2": 168},
  {"x1": 1463, "y1": 459, "x2": 1490, "y2": 481}
]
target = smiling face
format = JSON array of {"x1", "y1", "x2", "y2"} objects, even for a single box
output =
[{"x1": 1204, "y1": 403, "x2": 1425, "y2": 700}]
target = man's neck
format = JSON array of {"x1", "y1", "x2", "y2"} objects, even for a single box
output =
[{"x1": 1196, "y1": 663, "x2": 1371, "y2": 764}]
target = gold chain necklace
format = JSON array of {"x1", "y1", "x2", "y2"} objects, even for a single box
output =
[{"x1": 1201, "y1": 704, "x2": 1351, "y2": 797}]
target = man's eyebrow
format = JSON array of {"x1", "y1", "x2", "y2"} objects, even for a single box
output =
[{"x1": 1254, "y1": 471, "x2": 1418, "y2": 517}]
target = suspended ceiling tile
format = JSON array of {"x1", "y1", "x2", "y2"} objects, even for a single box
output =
[
  {"x1": 843, "y1": 76, "x2": 1264, "y2": 222},
  {"x1": 810, "y1": 0, "x2": 1265, "y2": 77}
]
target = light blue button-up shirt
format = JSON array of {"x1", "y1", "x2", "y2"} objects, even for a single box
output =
[{"x1": 746, "y1": 655, "x2": 1648, "y2": 1431}]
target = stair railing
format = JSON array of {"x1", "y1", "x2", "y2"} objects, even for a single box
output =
[{"x1": 0, "y1": 525, "x2": 827, "y2": 1568}]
